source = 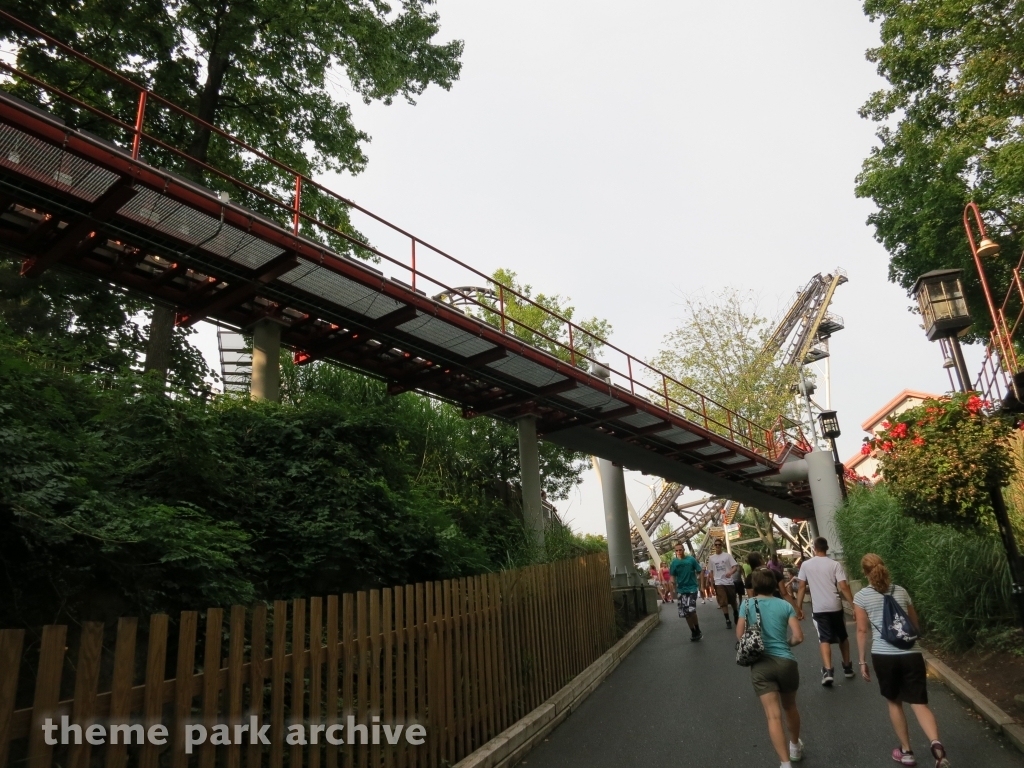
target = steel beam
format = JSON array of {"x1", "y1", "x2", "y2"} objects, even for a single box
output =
[{"x1": 175, "y1": 252, "x2": 299, "y2": 327}]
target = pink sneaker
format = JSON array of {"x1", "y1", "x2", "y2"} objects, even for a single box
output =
[
  {"x1": 930, "y1": 740, "x2": 951, "y2": 768},
  {"x1": 892, "y1": 747, "x2": 917, "y2": 766}
]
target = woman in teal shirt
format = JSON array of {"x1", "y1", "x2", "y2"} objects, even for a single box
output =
[{"x1": 736, "y1": 568, "x2": 805, "y2": 768}]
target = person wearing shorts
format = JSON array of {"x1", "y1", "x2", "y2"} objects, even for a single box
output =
[
  {"x1": 660, "y1": 561, "x2": 675, "y2": 602},
  {"x1": 737, "y1": 568, "x2": 805, "y2": 767},
  {"x1": 795, "y1": 537, "x2": 855, "y2": 686},
  {"x1": 669, "y1": 541, "x2": 703, "y2": 641},
  {"x1": 707, "y1": 538, "x2": 739, "y2": 628},
  {"x1": 854, "y1": 554, "x2": 951, "y2": 768}
]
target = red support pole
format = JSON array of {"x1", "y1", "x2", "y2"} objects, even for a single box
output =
[
  {"x1": 964, "y1": 202, "x2": 1017, "y2": 377},
  {"x1": 568, "y1": 323, "x2": 575, "y2": 367},
  {"x1": 131, "y1": 90, "x2": 147, "y2": 159},
  {"x1": 662, "y1": 375, "x2": 669, "y2": 409},
  {"x1": 627, "y1": 356, "x2": 634, "y2": 395},
  {"x1": 411, "y1": 239, "x2": 417, "y2": 292},
  {"x1": 292, "y1": 176, "x2": 302, "y2": 235},
  {"x1": 499, "y1": 285, "x2": 506, "y2": 334}
]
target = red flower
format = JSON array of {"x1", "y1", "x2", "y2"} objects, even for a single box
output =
[
  {"x1": 912, "y1": 437, "x2": 925, "y2": 446},
  {"x1": 881, "y1": 420, "x2": 891, "y2": 429},
  {"x1": 966, "y1": 395, "x2": 983, "y2": 414},
  {"x1": 891, "y1": 422, "x2": 908, "y2": 438},
  {"x1": 882, "y1": 441, "x2": 895, "y2": 453},
  {"x1": 860, "y1": 444, "x2": 871, "y2": 455}
]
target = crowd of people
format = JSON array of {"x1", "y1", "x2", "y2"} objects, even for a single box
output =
[{"x1": 657, "y1": 536, "x2": 953, "y2": 768}]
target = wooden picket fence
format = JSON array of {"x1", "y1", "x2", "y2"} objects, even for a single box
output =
[{"x1": 0, "y1": 553, "x2": 615, "y2": 768}]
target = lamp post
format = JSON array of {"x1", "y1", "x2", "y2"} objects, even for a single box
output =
[
  {"x1": 817, "y1": 410, "x2": 847, "y2": 500},
  {"x1": 911, "y1": 208, "x2": 1024, "y2": 627},
  {"x1": 911, "y1": 269, "x2": 974, "y2": 391}
]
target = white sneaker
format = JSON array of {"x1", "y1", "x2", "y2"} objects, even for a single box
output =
[{"x1": 789, "y1": 739, "x2": 804, "y2": 762}]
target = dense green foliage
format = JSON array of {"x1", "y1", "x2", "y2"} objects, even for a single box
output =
[
  {"x1": 0, "y1": 334, "x2": 599, "y2": 631},
  {"x1": 0, "y1": 262, "x2": 213, "y2": 390},
  {"x1": 855, "y1": 0, "x2": 1024, "y2": 336},
  {"x1": 864, "y1": 393, "x2": 1014, "y2": 528},
  {"x1": 837, "y1": 485, "x2": 1016, "y2": 649}
]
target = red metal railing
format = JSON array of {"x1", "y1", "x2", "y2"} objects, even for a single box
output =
[{"x1": 0, "y1": 9, "x2": 804, "y2": 461}]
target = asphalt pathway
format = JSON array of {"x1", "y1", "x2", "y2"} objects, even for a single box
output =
[{"x1": 522, "y1": 598, "x2": 1023, "y2": 768}]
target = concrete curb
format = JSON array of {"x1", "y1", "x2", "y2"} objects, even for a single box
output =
[
  {"x1": 453, "y1": 611, "x2": 661, "y2": 768},
  {"x1": 921, "y1": 650, "x2": 1024, "y2": 755}
]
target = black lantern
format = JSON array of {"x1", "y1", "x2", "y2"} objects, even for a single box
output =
[
  {"x1": 912, "y1": 269, "x2": 973, "y2": 393},
  {"x1": 817, "y1": 410, "x2": 841, "y2": 440},
  {"x1": 911, "y1": 269, "x2": 972, "y2": 341},
  {"x1": 817, "y1": 410, "x2": 847, "y2": 500}
]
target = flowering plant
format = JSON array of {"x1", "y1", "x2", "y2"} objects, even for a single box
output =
[{"x1": 862, "y1": 393, "x2": 1014, "y2": 528}]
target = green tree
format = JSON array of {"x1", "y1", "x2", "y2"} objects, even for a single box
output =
[
  {"x1": 854, "y1": 0, "x2": 1024, "y2": 338},
  {"x1": 0, "y1": 263, "x2": 212, "y2": 390},
  {"x1": 651, "y1": 289, "x2": 801, "y2": 439},
  {"x1": 470, "y1": 269, "x2": 612, "y2": 371},
  {"x1": 1, "y1": 0, "x2": 463, "y2": 378}
]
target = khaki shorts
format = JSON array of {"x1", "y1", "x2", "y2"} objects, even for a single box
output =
[
  {"x1": 715, "y1": 584, "x2": 736, "y2": 609},
  {"x1": 750, "y1": 654, "x2": 800, "y2": 696}
]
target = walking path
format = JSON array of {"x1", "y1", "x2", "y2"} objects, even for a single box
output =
[{"x1": 522, "y1": 600, "x2": 1023, "y2": 767}]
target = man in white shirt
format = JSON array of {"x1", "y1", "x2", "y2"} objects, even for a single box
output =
[
  {"x1": 796, "y1": 537, "x2": 855, "y2": 687},
  {"x1": 707, "y1": 538, "x2": 739, "y2": 629}
]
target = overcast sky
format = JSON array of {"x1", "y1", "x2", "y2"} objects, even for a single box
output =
[{"x1": 192, "y1": 1, "x2": 982, "y2": 536}]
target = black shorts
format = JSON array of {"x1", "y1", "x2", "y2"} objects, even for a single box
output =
[
  {"x1": 811, "y1": 610, "x2": 848, "y2": 644},
  {"x1": 872, "y1": 652, "x2": 928, "y2": 704}
]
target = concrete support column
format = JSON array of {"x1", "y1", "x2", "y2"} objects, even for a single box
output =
[
  {"x1": 806, "y1": 447, "x2": 843, "y2": 558},
  {"x1": 599, "y1": 458, "x2": 642, "y2": 587},
  {"x1": 517, "y1": 415, "x2": 545, "y2": 551},
  {"x1": 251, "y1": 319, "x2": 282, "y2": 402}
]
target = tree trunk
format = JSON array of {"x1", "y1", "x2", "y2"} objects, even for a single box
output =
[
  {"x1": 143, "y1": 304, "x2": 176, "y2": 383},
  {"x1": 141, "y1": 39, "x2": 231, "y2": 382},
  {"x1": 184, "y1": 50, "x2": 232, "y2": 177}
]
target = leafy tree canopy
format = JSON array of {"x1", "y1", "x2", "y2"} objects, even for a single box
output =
[
  {"x1": 0, "y1": 261, "x2": 212, "y2": 389},
  {"x1": 0, "y1": 0, "x2": 463, "y2": 379},
  {"x1": 855, "y1": 0, "x2": 1024, "y2": 338},
  {"x1": 651, "y1": 289, "x2": 801, "y2": 438}
]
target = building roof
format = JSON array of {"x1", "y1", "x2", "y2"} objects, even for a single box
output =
[
  {"x1": 860, "y1": 389, "x2": 942, "y2": 432},
  {"x1": 844, "y1": 451, "x2": 871, "y2": 472}
]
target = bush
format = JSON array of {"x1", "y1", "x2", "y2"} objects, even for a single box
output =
[
  {"x1": 863, "y1": 393, "x2": 1014, "y2": 528},
  {"x1": 0, "y1": 344, "x2": 590, "y2": 630},
  {"x1": 836, "y1": 485, "x2": 1014, "y2": 650}
]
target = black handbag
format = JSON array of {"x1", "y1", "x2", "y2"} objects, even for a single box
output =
[{"x1": 735, "y1": 598, "x2": 765, "y2": 666}]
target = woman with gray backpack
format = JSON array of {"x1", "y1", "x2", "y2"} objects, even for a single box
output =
[{"x1": 854, "y1": 553, "x2": 951, "y2": 768}]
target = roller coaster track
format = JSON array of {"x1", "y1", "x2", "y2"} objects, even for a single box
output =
[
  {"x1": 0, "y1": 11, "x2": 815, "y2": 517},
  {"x1": 634, "y1": 495, "x2": 726, "y2": 559}
]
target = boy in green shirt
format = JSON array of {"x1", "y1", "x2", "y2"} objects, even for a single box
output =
[{"x1": 669, "y1": 542, "x2": 703, "y2": 641}]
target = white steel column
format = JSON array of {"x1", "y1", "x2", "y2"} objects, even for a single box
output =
[
  {"x1": 599, "y1": 457, "x2": 642, "y2": 587},
  {"x1": 517, "y1": 415, "x2": 546, "y2": 551},
  {"x1": 805, "y1": 447, "x2": 843, "y2": 558},
  {"x1": 251, "y1": 318, "x2": 282, "y2": 402}
]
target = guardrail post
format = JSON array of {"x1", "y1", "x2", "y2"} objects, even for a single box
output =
[
  {"x1": 411, "y1": 239, "x2": 417, "y2": 292},
  {"x1": 498, "y1": 285, "x2": 506, "y2": 334},
  {"x1": 292, "y1": 176, "x2": 302, "y2": 235},
  {"x1": 131, "y1": 91, "x2": 147, "y2": 159},
  {"x1": 568, "y1": 323, "x2": 575, "y2": 367}
]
